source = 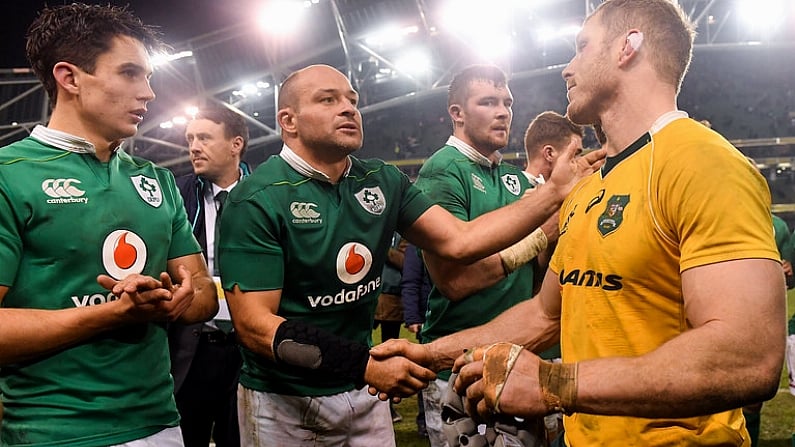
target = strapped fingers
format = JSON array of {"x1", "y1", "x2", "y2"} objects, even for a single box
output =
[{"x1": 481, "y1": 342, "x2": 524, "y2": 414}]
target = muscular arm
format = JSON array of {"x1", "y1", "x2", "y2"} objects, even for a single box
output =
[
  {"x1": 225, "y1": 286, "x2": 284, "y2": 359},
  {"x1": 0, "y1": 286, "x2": 134, "y2": 365},
  {"x1": 573, "y1": 258, "x2": 785, "y2": 417},
  {"x1": 425, "y1": 267, "x2": 562, "y2": 371},
  {"x1": 403, "y1": 147, "x2": 601, "y2": 265},
  {"x1": 169, "y1": 253, "x2": 218, "y2": 323},
  {"x1": 423, "y1": 214, "x2": 558, "y2": 301}
]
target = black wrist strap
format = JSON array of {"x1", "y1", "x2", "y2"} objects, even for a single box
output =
[{"x1": 272, "y1": 319, "x2": 370, "y2": 388}]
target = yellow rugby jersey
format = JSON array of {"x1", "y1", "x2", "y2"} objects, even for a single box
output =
[{"x1": 550, "y1": 113, "x2": 778, "y2": 446}]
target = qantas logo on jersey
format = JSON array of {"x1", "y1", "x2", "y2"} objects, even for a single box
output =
[
  {"x1": 501, "y1": 174, "x2": 521, "y2": 196},
  {"x1": 559, "y1": 268, "x2": 623, "y2": 291},
  {"x1": 290, "y1": 201, "x2": 322, "y2": 224},
  {"x1": 131, "y1": 175, "x2": 162, "y2": 208},
  {"x1": 306, "y1": 242, "x2": 379, "y2": 308},
  {"x1": 42, "y1": 178, "x2": 88, "y2": 204},
  {"x1": 354, "y1": 187, "x2": 385, "y2": 215},
  {"x1": 102, "y1": 230, "x2": 148, "y2": 280}
]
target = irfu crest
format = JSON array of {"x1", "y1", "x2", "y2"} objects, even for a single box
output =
[{"x1": 130, "y1": 175, "x2": 162, "y2": 208}]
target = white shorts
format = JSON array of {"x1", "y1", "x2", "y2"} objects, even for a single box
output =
[
  {"x1": 238, "y1": 385, "x2": 395, "y2": 447},
  {"x1": 108, "y1": 426, "x2": 183, "y2": 447}
]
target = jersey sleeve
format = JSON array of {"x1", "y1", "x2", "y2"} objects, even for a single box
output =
[
  {"x1": 162, "y1": 171, "x2": 202, "y2": 260},
  {"x1": 0, "y1": 171, "x2": 23, "y2": 287},
  {"x1": 218, "y1": 187, "x2": 284, "y2": 292},
  {"x1": 394, "y1": 166, "x2": 435, "y2": 232},
  {"x1": 414, "y1": 158, "x2": 469, "y2": 220},
  {"x1": 655, "y1": 140, "x2": 779, "y2": 272}
]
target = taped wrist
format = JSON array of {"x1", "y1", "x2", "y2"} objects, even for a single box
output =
[
  {"x1": 499, "y1": 228, "x2": 548, "y2": 275},
  {"x1": 272, "y1": 319, "x2": 370, "y2": 388},
  {"x1": 538, "y1": 361, "x2": 578, "y2": 415}
]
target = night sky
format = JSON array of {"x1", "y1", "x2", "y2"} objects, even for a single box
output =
[{"x1": 2, "y1": 0, "x2": 240, "y2": 68}]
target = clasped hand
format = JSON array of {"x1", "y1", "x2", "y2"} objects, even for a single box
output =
[
  {"x1": 366, "y1": 338, "x2": 436, "y2": 401},
  {"x1": 96, "y1": 264, "x2": 194, "y2": 322}
]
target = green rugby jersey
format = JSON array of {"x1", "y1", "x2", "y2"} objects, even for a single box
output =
[
  {"x1": 0, "y1": 127, "x2": 200, "y2": 447},
  {"x1": 219, "y1": 147, "x2": 434, "y2": 396},
  {"x1": 414, "y1": 139, "x2": 537, "y2": 380}
]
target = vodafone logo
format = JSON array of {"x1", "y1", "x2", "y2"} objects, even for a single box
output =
[
  {"x1": 102, "y1": 230, "x2": 148, "y2": 280},
  {"x1": 335, "y1": 242, "x2": 372, "y2": 284}
]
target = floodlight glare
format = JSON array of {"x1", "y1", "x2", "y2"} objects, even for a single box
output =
[
  {"x1": 185, "y1": 106, "x2": 199, "y2": 117},
  {"x1": 258, "y1": 0, "x2": 308, "y2": 34},
  {"x1": 395, "y1": 49, "x2": 431, "y2": 76},
  {"x1": 737, "y1": 0, "x2": 786, "y2": 32},
  {"x1": 151, "y1": 50, "x2": 194, "y2": 67}
]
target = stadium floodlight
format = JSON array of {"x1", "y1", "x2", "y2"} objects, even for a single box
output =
[
  {"x1": 536, "y1": 24, "x2": 581, "y2": 43},
  {"x1": 258, "y1": 0, "x2": 310, "y2": 35},
  {"x1": 185, "y1": 106, "x2": 199, "y2": 118},
  {"x1": 172, "y1": 116, "x2": 188, "y2": 126},
  {"x1": 440, "y1": 0, "x2": 514, "y2": 61},
  {"x1": 395, "y1": 49, "x2": 432, "y2": 76},
  {"x1": 151, "y1": 50, "x2": 194, "y2": 67},
  {"x1": 159, "y1": 121, "x2": 174, "y2": 129},
  {"x1": 363, "y1": 24, "x2": 419, "y2": 48},
  {"x1": 737, "y1": 0, "x2": 787, "y2": 33}
]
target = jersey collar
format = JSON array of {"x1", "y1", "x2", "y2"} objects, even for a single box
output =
[
  {"x1": 446, "y1": 135, "x2": 502, "y2": 168},
  {"x1": 30, "y1": 125, "x2": 121, "y2": 155},
  {"x1": 600, "y1": 110, "x2": 689, "y2": 177},
  {"x1": 280, "y1": 144, "x2": 352, "y2": 183}
]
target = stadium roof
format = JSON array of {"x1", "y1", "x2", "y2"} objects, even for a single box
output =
[{"x1": 1, "y1": 0, "x2": 794, "y2": 172}]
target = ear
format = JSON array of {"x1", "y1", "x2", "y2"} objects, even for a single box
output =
[
  {"x1": 543, "y1": 145, "x2": 556, "y2": 162},
  {"x1": 53, "y1": 61, "x2": 80, "y2": 97},
  {"x1": 230, "y1": 135, "x2": 244, "y2": 156},
  {"x1": 277, "y1": 108, "x2": 296, "y2": 134},
  {"x1": 620, "y1": 30, "x2": 643, "y2": 63},
  {"x1": 449, "y1": 104, "x2": 464, "y2": 126}
]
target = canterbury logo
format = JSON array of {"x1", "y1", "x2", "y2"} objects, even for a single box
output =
[
  {"x1": 290, "y1": 202, "x2": 320, "y2": 219},
  {"x1": 42, "y1": 178, "x2": 85, "y2": 198}
]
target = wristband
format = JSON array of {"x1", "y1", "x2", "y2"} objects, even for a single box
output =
[
  {"x1": 499, "y1": 228, "x2": 548, "y2": 275},
  {"x1": 538, "y1": 360, "x2": 578, "y2": 415},
  {"x1": 272, "y1": 319, "x2": 370, "y2": 388}
]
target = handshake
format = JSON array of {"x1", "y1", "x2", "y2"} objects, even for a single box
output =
[{"x1": 365, "y1": 339, "x2": 576, "y2": 422}]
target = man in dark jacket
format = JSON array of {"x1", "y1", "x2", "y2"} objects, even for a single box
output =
[{"x1": 169, "y1": 106, "x2": 250, "y2": 447}]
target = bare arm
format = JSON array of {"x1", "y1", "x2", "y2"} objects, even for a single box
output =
[
  {"x1": 168, "y1": 253, "x2": 218, "y2": 323},
  {"x1": 0, "y1": 261, "x2": 215, "y2": 366},
  {"x1": 227, "y1": 286, "x2": 436, "y2": 396},
  {"x1": 369, "y1": 267, "x2": 562, "y2": 374},
  {"x1": 423, "y1": 213, "x2": 559, "y2": 301},
  {"x1": 454, "y1": 258, "x2": 786, "y2": 419},
  {"x1": 574, "y1": 258, "x2": 785, "y2": 417},
  {"x1": 225, "y1": 286, "x2": 284, "y2": 359},
  {"x1": 403, "y1": 147, "x2": 603, "y2": 264}
]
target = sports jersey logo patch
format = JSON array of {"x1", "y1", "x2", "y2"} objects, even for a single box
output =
[
  {"x1": 130, "y1": 175, "x2": 162, "y2": 208},
  {"x1": 102, "y1": 230, "x2": 148, "y2": 280},
  {"x1": 42, "y1": 178, "x2": 88, "y2": 204},
  {"x1": 336, "y1": 242, "x2": 373, "y2": 284},
  {"x1": 290, "y1": 201, "x2": 322, "y2": 224},
  {"x1": 597, "y1": 195, "x2": 630, "y2": 237},
  {"x1": 354, "y1": 186, "x2": 385, "y2": 215},
  {"x1": 471, "y1": 173, "x2": 486, "y2": 193},
  {"x1": 501, "y1": 174, "x2": 521, "y2": 196}
]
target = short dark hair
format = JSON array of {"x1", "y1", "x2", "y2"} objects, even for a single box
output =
[
  {"x1": 448, "y1": 64, "x2": 508, "y2": 108},
  {"x1": 195, "y1": 106, "x2": 250, "y2": 155},
  {"x1": 524, "y1": 111, "x2": 584, "y2": 159},
  {"x1": 26, "y1": 3, "x2": 162, "y2": 107}
]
